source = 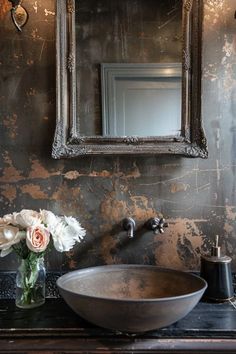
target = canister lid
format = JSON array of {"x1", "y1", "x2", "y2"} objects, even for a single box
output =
[
  {"x1": 201, "y1": 254, "x2": 232, "y2": 263},
  {"x1": 201, "y1": 235, "x2": 232, "y2": 263}
]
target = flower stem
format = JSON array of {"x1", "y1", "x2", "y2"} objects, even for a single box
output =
[{"x1": 15, "y1": 252, "x2": 46, "y2": 308}]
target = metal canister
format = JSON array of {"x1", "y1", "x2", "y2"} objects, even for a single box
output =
[{"x1": 200, "y1": 236, "x2": 234, "y2": 302}]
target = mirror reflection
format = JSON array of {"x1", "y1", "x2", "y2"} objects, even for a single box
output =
[
  {"x1": 75, "y1": 0, "x2": 182, "y2": 137},
  {"x1": 101, "y1": 63, "x2": 182, "y2": 137}
]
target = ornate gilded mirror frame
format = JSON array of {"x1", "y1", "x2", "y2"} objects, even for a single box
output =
[{"x1": 52, "y1": 0, "x2": 207, "y2": 159}]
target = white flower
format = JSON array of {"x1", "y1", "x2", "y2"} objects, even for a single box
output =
[
  {"x1": 40, "y1": 209, "x2": 59, "y2": 231},
  {"x1": 2, "y1": 213, "x2": 16, "y2": 225},
  {"x1": 0, "y1": 224, "x2": 25, "y2": 257},
  {"x1": 51, "y1": 216, "x2": 86, "y2": 252},
  {"x1": 4, "y1": 210, "x2": 42, "y2": 229},
  {"x1": 64, "y1": 216, "x2": 86, "y2": 241}
]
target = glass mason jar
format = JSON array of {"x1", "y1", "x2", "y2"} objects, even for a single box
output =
[{"x1": 15, "y1": 254, "x2": 46, "y2": 309}]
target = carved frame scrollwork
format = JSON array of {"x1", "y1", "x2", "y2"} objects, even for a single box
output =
[{"x1": 52, "y1": 0, "x2": 207, "y2": 159}]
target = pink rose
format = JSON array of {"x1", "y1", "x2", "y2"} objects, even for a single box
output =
[{"x1": 26, "y1": 226, "x2": 50, "y2": 253}]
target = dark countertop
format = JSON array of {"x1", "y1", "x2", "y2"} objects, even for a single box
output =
[{"x1": 0, "y1": 299, "x2": 236, "y2": 353}]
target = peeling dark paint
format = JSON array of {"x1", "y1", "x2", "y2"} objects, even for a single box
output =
[{"x1": 1, "y1": 0, "x2": 236, "y2": 272}]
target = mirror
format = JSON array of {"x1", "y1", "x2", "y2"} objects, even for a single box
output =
[{"x1": 52, "y1": 0, "x2": 207, "y2": 158}]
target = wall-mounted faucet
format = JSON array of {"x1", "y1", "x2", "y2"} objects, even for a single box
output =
[
  {"x1": 123, "y1": 218, "x2": 136, "y2": 238},
  {"x1": 146, "y1": 217, "x2": 168, "y2": 234},
  {"x1": 122, "y1": 216, "x2": 168, "y2": 238}
]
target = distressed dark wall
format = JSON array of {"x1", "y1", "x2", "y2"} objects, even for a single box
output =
[{"x1": 0, "y1": 0, "x2": 236, "y2": 272}]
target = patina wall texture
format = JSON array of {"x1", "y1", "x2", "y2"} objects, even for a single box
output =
[{"x1": 0, "y1": 0, "x2": 236, "y2": 271}]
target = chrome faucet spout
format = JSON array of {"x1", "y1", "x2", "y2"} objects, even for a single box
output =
[{"x1": 123, "y1": 218, "x2": 136, "y2": 238}]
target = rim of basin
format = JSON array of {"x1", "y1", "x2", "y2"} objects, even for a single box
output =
[{"x1": 57, "y1": 264, "x2": 207, "y2": 303}]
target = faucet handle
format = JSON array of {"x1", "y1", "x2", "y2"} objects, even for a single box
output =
[
  {"x1": 123, "y1": 217, "x2": 136, "y2": 238},
  {"x1": 146, "y1": 217, "x2": 168, "y2": 234},
  {"x1": 158, "y1": 218, "x2": 169, "y2": 234}
]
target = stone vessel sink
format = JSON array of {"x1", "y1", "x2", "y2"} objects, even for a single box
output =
[{"x1": 57, "y1": 265, "x2": 207, "y2": 333}]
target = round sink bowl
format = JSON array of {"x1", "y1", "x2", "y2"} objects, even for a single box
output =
[{"x1": 57, "y1": 265, "x2": 207, "y2": 333}]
